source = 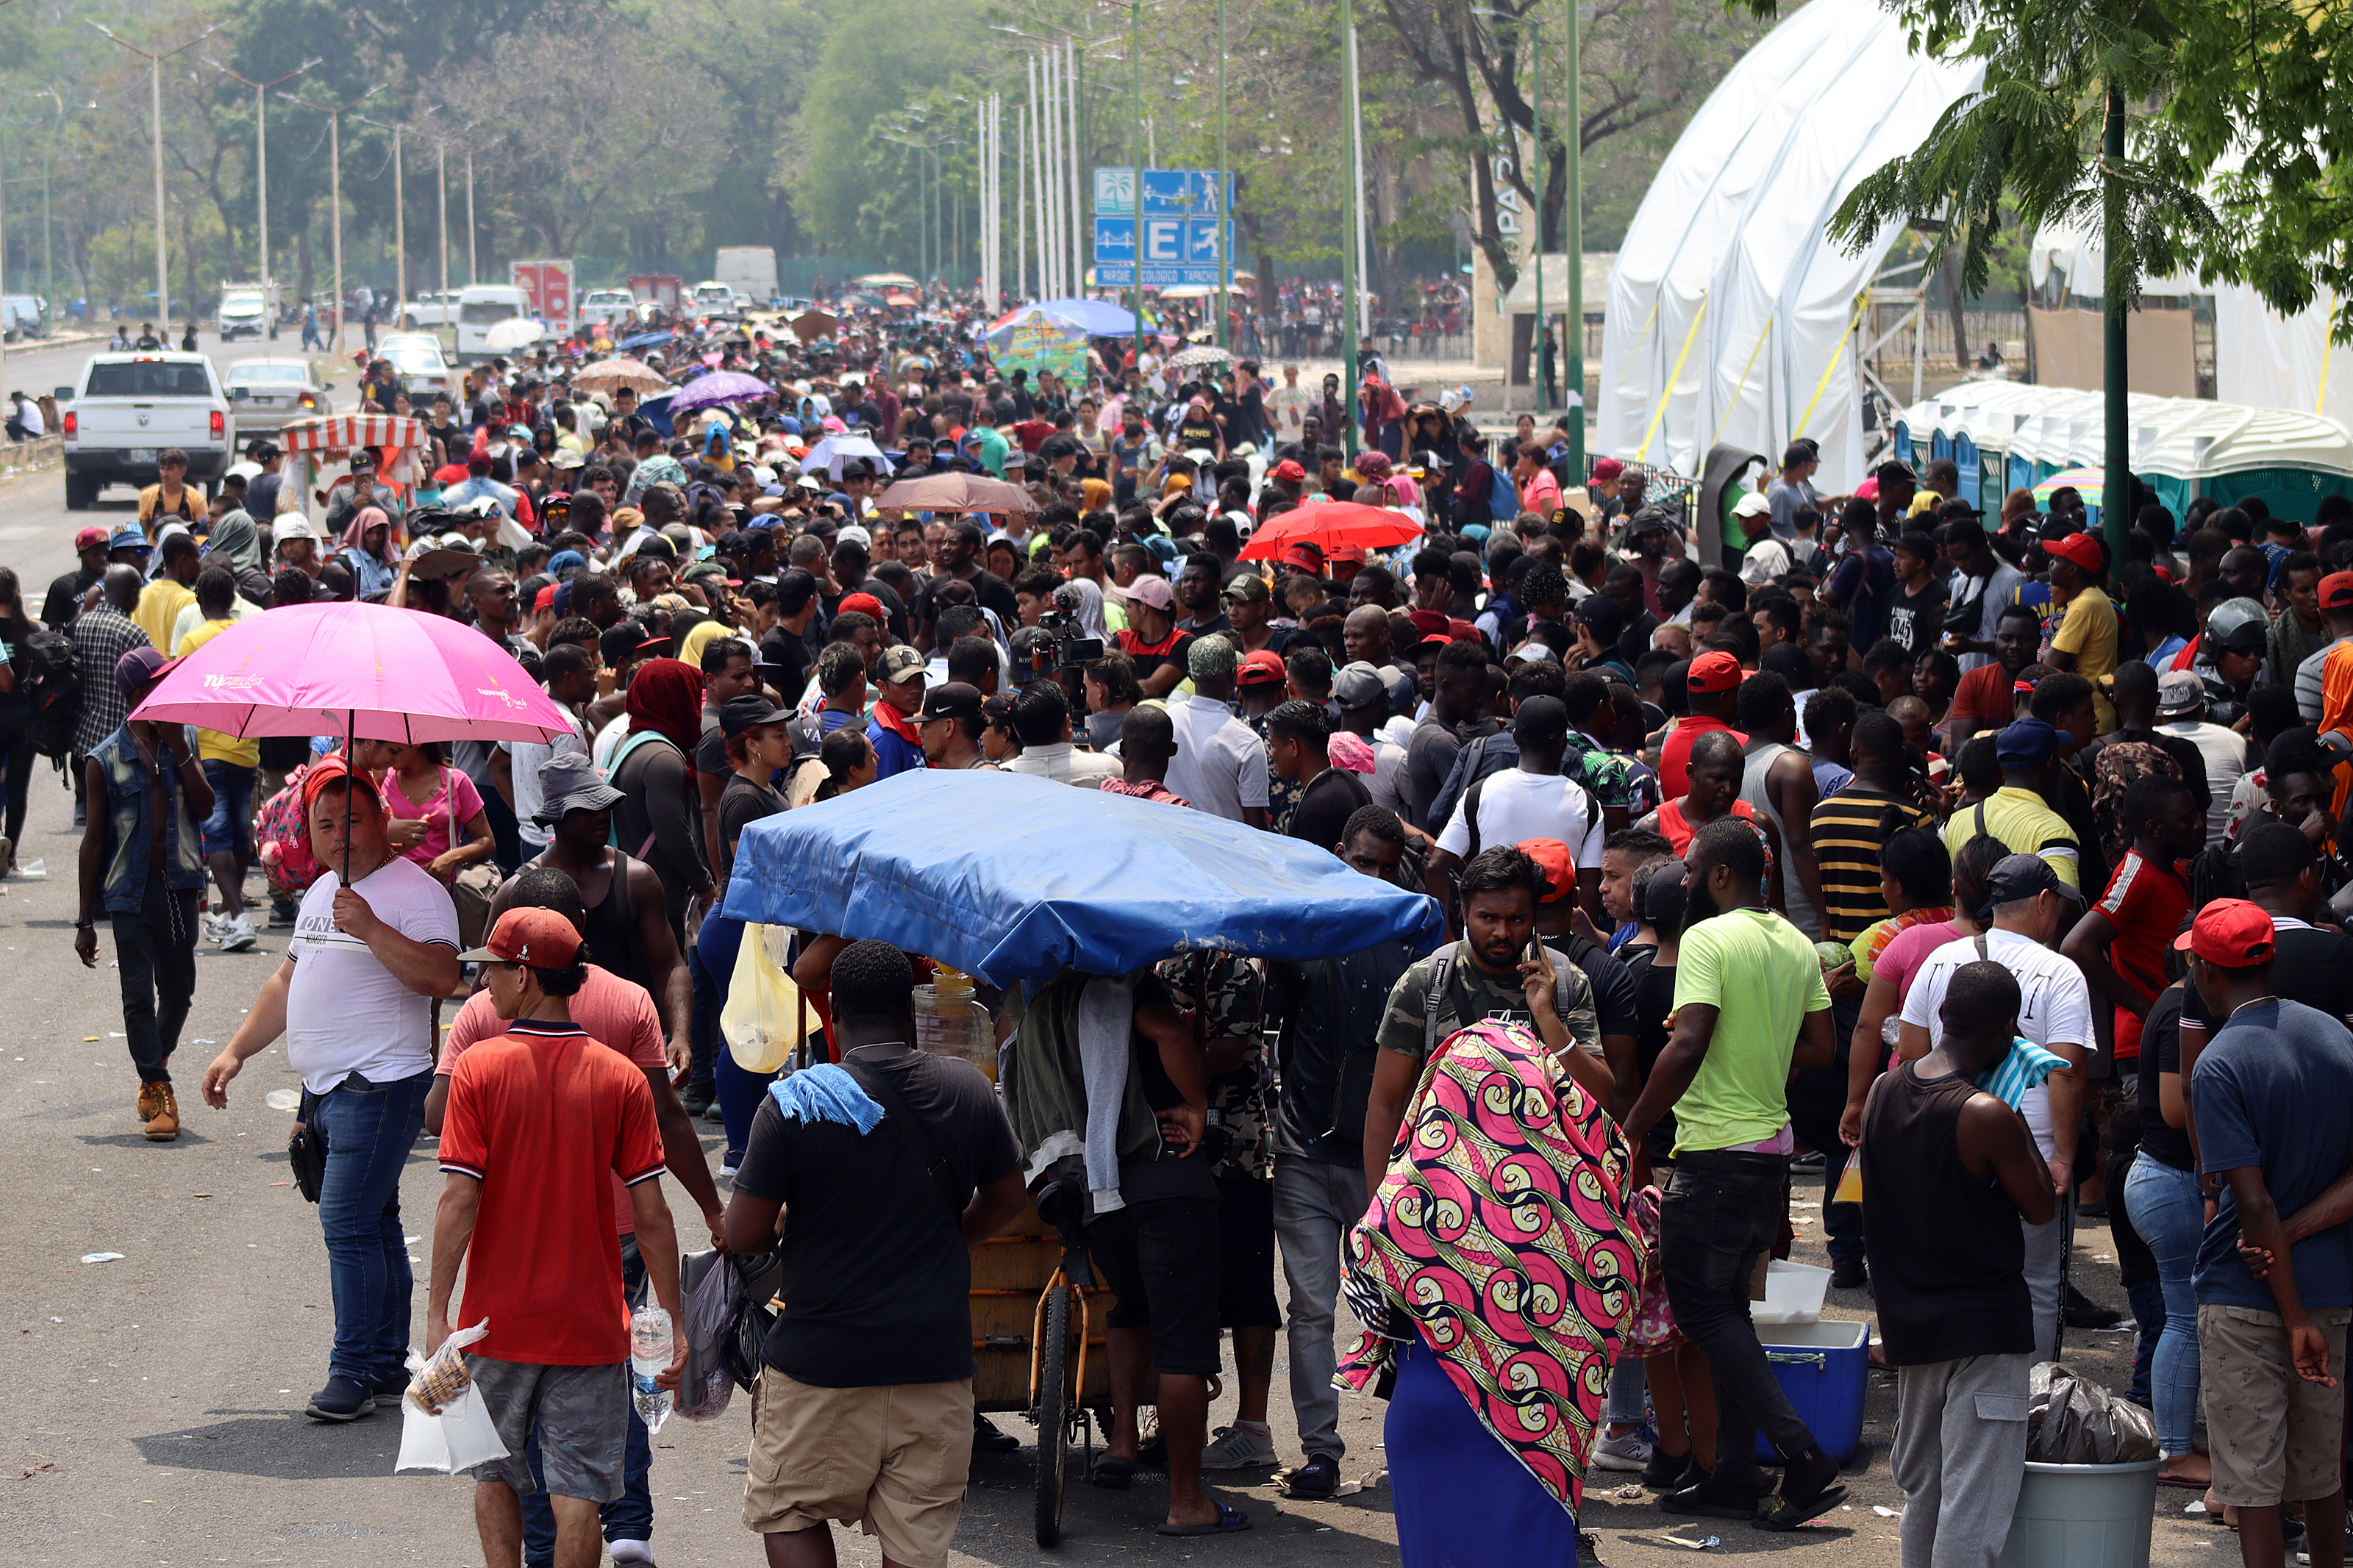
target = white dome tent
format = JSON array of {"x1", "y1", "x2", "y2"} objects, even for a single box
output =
[{"x1": 1596, "y1": 0, "x2": 1983, "y2": 493}]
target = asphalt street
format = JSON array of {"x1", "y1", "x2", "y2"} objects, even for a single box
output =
[{"x1": 0, "y1": 331, "x2": 2229, "y2": 1566}]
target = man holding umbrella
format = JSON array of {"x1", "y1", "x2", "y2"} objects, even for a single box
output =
[{"x1": 201, "y1": 756, "x2": 463, "y2": 1422}]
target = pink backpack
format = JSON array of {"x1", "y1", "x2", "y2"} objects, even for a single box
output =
[{"x1": 257, "y1": 762, "x2": 324, "y2": 900}]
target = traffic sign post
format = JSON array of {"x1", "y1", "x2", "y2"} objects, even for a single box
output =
[{"x1": 1093, "y1": 167, "x2": 1240, "y2": 287}]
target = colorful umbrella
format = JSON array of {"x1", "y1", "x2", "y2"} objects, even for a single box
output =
[
  {"x1": 2034, "y1": 466, "x2": 2103, "y2": 504},
  {"x1": 1238, "y1": 501, "x2": 1424, "y2": 560},
  {"x1": 569, "y1": 357, "x2": 669, "y2": 395},
  {"x1": 1032, "y1": 296, "x2": 1135, "y2": 336},
  {"x1": 799, "y1": 432, "x2": 893, "y2": 479},
  {"x1": 874, "y1": 472, "x2": 1037, "y2": 515},
  {"x1": 668, "y1": 370, "x2": 773, "y2": 415}
]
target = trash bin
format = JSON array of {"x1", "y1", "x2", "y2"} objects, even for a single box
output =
[{"x1": 1994, "y1": 1458, "x2": 2160, "y2": 1568}]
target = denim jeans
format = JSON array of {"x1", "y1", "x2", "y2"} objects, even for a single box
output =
[
  {"x1": 1271, "y1": 1156, "x2": 1366, "y2": 1461},
  {"x1": 696, "y1": 914, "x2": 770, "y2": 1161},
  {"x1": 685, "y1": 939, "x2": 718, "y2": 1108},
  {"x1": 2124, "y1": 1153, "x2": 2203, "y2": 1455},
  {"x1": 199, "y1": 759, "x2": 257, "y2": 857},
  {"x1": 110, "y1": 876, "x2": 199, "y2": 1084},
  {"x1": 1660, "y1": 1149, "x2": 1818, "y2": 1492},
  {"x1": 2126, "y1": 1275, "x2": 2164, "y2": 1408},
  {"x1": 313, "y1": 1067, "x2": 432, "y2": 1388},
  {"x1": 524, "y1": 1236, "x2": 652, "y2": 1561}
]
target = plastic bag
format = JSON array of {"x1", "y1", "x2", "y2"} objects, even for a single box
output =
[
  {"x1": 394, "y1": 1320, "x2": 511, "y2": 1474},
  {"x1": 674, "y1": 1249, "x2": 737, "y2": 1422},
  {"x1": 2025, "y1": 1361, "x2": 2160, "y2": 1464},
  {"x1": 721, "y1": 923, "x2": 806, "y2": 1074}
]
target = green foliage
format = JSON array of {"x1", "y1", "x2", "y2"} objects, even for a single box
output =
[{"x1": 790, "y1": 0, "x2": 982, "y2": 259}]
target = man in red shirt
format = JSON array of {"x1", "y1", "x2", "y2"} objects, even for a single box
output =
[
  {"x1": 1945, "y1": 603, "x2": 2043, "y2": 743},
  {"x1": 429, "y1": 907, "x2": 684, "y2": 1568},
  {"x1": 1657, "y1": 650, "x2": 1749, "y2": 798},
  {"x1": 2062, "y1": 775, "x2": 2203, "y2": 1063}
]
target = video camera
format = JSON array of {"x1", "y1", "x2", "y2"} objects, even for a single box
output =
[{"x1": 1032, "y1": 609, "x2": 1104, "y2": 672}]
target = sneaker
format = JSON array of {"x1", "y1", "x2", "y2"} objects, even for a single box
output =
[
  {"x1": 607, "y1": 1541, "x2": 655, "y2": 1566},
  {"x1": 1200, "y1": 1424, "x2": 1278, "y2": 1470},
  {"x1": 2063, "y1": 1284, "x2": 2123, "y2": 1330},
  {"x1": 141, "y1": 1083, "x2": 180, "y2": 1142},
  {"x1": 1662, "y1": 1476, "x2": 1761, "y2": 1519},
  {"x1": 0, "y1": 834, "x2": 14, "y2": 879},
  {"x1": 682, "y1": 1094, "x2": 714, "y2": 1117},
  {"x1": 1593, "y1": 1429, "x2": 1655, "y2": 1471},
  {"x1": 201, "y1": 909, "x2": 225, "y2": 945},
  {"x1": 1280, "y1": 1453, "x2": 1341, "y2": 1500},
  {"x1": 701, "y1": 1100, "x2": 726, "y2": 1124},
  {"x1": 269, "y1": 901, "x2": 299, "y2": 928},
  {"x1": 303, "y1": 1376, "x2": 376, "y2": 1422},
  {"x1": 1830, "y1": 1257, "x2": 1868, "y2": 1291},
  {"x1": 218, "y1": 912, "x2": 258, "y2": 952}
]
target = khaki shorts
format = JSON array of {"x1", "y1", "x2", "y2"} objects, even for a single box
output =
[
  {"x1": 2199, "y1": 1303, "x2": 2352, "y2": 1508},
  {"x1": 741, "y1": 1365, "x2": 975, "y2": 1568}
]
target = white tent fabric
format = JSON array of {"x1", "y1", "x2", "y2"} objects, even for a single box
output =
[
  {"x1": 1901, "y1": 379, "x2": 2353, "y2": 479},
  {"x1": 2214, "y1": 286, "x2": 2353, "y2": 429},
  {"x1": 1597, "y1": 0, "x2": 1982, "y2": 492}
]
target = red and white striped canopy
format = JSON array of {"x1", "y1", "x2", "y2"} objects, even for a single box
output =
[{"x1": 274, "y1": 413, "x2": 429, "y2": 453}]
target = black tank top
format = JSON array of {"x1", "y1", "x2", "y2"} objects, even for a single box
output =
[
  {"x1": 538, "y1": 847, "x2": 656, "y2": 995},
  {"x1": 1860, "y1": 1062, "x2": 2034, "y2": 1365}
]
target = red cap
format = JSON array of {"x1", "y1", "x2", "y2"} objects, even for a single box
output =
[
  {"x1": 2321, "y1": 571, "x2": 2353, "y2": 612},
  {"x1": 460, "y1": 905, "x2": 584, "y2": 967},
  {"x1": 533, "y1": 584, "x2": 557, "y2": 614},
  {"x1": 2044, "y1": 531, "x2": 2105, "y2": 572},
  {"x1": 1592, "y1": 458, "x2": 1624, "y2": 482},
  {"x1": 1271, "y1": 459, "x2": 1307, "y2": 482},
  {"x1": 1407, "y1": 608, "x2": 1450, "y2": 638},
  {"x1": 1236, "y1": 648, "x2": 1288, "y2": 687},
  {"x1": 1517, "y1": 837, "x2": 1577, "y2": 903},
  {"x1": 1280, "y1": 543, "x2": 1326, "y2": 572},
  {"x1": 838, "y1": 591, "x2": 885, "y2": 622},
  {"x1": 299, "y1": 753, "x2": 382, "y2": 815},
  {"x1": 1327, "y1": 545, "x2": 1368, "y2": 565},
  {"x1": 1688, "y1": 650, "x2": 1743, "y2": 693},
  {"x1": 2174, "y1": 897, "x2": 2276, "y2": 967},
  {"x1": 75, "y1": 525, "x2": 110, "y2": 551}
]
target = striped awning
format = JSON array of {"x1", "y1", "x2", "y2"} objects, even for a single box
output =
[{"x1": 274, "y1": 413, "x2": 429, "y2": 454}]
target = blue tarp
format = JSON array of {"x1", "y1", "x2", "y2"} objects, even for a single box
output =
[
  {"x1": 616, "y1": 329, "x2": 675, "y2": 354},
  {"x1": 1035, "y1": 297, "x2": 1136, "y2": 337},
  {"x1": 724, "y1": 770, "x2": 1443, "y2": 987}
]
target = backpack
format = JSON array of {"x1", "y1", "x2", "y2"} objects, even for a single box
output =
[
  {"x1": 2088, "y1": 739, "x2": 2182, "y2": 870},
  {"x1": 1485, "y1": 461, "x2": 1518, "y2": 523},
  {"x1": 257, "y1": 761, "x2": 324, "y2": 900},
  {"x1": 1459, "y1": 769, "x2": 1600, "y2": 863},
  {"x1": 1424, "y1": 731, "x2": 1515, "y2": 834},
  {"x1": 18, "y1": 626, "x2": 82, "y2": 761},
  {"x1": 1421, "y1": 946, "x2": 1584, "y2": 1056}
]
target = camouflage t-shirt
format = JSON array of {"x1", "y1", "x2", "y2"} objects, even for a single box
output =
[
  {"x1": 1374, "y1": 940, "x2": 1599, "y2": 1064},
  {"x1": 1154, "y1": 950, "x2": 1272, "y2": 1181}
]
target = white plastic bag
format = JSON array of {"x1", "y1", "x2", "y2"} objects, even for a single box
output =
[
  {"x1": 721, "y1": 923, "x2": 806, "y2": 1073},
  {"x1": 394, "y1": 1319, "x2": 511, "y2": 1474}
]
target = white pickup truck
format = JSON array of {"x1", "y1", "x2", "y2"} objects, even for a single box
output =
[{"x1": 60, "y1": 352, "x2": 233, "y2": 511}]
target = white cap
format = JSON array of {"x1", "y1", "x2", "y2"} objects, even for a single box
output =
[
  {"x1": 1732, "y1": 490, "x2": 1773, "y2": 519},
  {"x1": 271, "y1": 514, "x2": 320, "y2": 542}
]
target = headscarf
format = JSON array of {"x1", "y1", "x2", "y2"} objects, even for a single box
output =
[
  {"x1": 1336, "y1": 1019, "x2": 1643, "y2": 1514},
  {"x1": 624, "y1": 656, "x2": 706, "y2": 775},
  {"x1": 1359, "y1": 376, "x2": 1408, "y2": 439},
  {"x1": 204, "y1": 509, "x2": 263, "y2": 573},
  {"x1": 1081, "y1": 476, "x2": 1113, "y2": 514},
  {"x1": 624, "y1": 454, "x2": 688, "y2": 506},
  {"x1": 341, "y1": 506, "x2": 396, "y2": 564}
]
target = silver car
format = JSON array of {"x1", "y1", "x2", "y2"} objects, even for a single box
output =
[
  {"x1": 223, "y1": 357, "x2": 329, "y2": 435},
  {"x1": 376, "y1": 332, "x2": 455, "y2": 400}
]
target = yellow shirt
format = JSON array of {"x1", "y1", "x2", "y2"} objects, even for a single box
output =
[
  {"x1": 2052, "y1": 584, "x2": 2119, "y2": 732},
  {"x1": 134, "y1": 580, "x2": 194, "y2": 655},
  {"x1": 1942, "y1": 784, "x2": 2082, "y2": 890},
  {"x1": 174, "y1": 619, "x2": 261, "y2": 767}
]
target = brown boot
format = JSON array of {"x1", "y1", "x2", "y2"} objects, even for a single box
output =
[{"x1": 142, "y1": 1083, "x2": 179, "y2": 1142}]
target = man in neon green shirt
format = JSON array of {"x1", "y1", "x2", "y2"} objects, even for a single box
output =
[{"x1": 1624, "y1": 815, "x2": 1840, "y2": 1531}]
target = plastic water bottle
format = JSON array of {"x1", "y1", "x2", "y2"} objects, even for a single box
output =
[{"x1": 629, "y1": 1305, "x2": 674, "y2": 1433}]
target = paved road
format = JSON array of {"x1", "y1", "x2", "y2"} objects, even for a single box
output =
[{"x1": 0, "y1": 360, "x2": 2224, "y2": 1566}]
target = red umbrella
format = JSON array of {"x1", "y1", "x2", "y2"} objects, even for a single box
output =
[{"x1": 1238, "y1": 501, "x2": 1424, "y2": 561}]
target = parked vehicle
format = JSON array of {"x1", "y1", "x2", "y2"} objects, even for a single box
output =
[
  {"x1": 689, "y1": 280, "x2": 738, "y2": 319},
  {"x1": 59, "y1": 351, "x2": 233, "y2": 509},
  {"x1": 375, "y1": 332, "x2": 455, "y2": 399},
  {"x1": 453, "y1": 284, "x2": 532, "y2": 361},
  {"x1": 399, "y1": 290, "x2": 461, "y2": 330},
  {"x1": 713, "y1": 246, "x2": 779, "y2": 307},
  {"x1": 222, "y1": 357, "x2": 329, "y2": 436},
  {"x1": 578, "y1": 288, "x2": 637, "y2": 330},
  {"x1": 0, "y1": 295, "x2": 46, "y2": 340}
]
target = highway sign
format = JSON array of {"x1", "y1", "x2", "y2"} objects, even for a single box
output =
[{"x1": 1090, "y1": 216, "x2": 1237, "y2": 287}]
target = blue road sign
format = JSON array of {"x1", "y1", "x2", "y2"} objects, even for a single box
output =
[
  {"x1": 1092, "y1": 216, "x2": 1135, "y2": 263},
  {"x1": 1095, "y1": 167, "x2": 1233, "y2": 218},
  {"x1": 1090, "y1": 215, "x2": 1238, "y2": 288}
]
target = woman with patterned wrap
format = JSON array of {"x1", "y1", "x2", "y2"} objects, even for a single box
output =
[{"x1": 1338, "y1": 1017, "x2": 1644, "y2": 1565}]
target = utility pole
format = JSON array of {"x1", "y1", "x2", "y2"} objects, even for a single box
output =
[
  {"x1": 465, "y1": 150, "x2": 477, "y2": 286},
  {"x1": 2101, "y1": 79, "x2": 2129, "y2": 563},
  {"x1": 88, "y1": 19, "x2": 224, "y2": 334},
  {"x1": 1565, "y1": 0, "x2": 1585, "y2": 476},
  {"x1": 357, "y1": 112, "x2": 408, "y2": 317},
  {"x1": 1215, "y1": 0, "x2": 1227, "y2": 350},
  {"x1": 282, "y1": 84, "x2": 382, "y2": 356},
  {"x1": 436, "y1": 140, "x2": 449, "y2": 307},
  {"x1": 1129, "y1": 0, "x2": 1143, "y2": 384},
  {"x1": 1338, "y1": 0, "x2": 1360, "y2": 456},
  {"x1": 205, "y1": 56, "x2": 320, "y2": 340}
]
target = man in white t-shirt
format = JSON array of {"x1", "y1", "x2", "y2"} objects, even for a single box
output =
[
  {"x1": 1897, "y1": 853, "x2": 2089, "y2": 1362},
  {"x1": 201, "y1": 757, "x2": 462, "y2": 1423},
  {"x1": 2153, "y1": 669, "x2": 2251, "y2": 848},
  {"x1": 1427, "y1": 697, "x2": 1605, "y2": 922},
  {"x1": 501, "y1": 642, "x2": 596, "y2": 850}
]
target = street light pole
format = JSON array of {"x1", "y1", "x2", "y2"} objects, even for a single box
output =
[
  {"x1": 1215, "y1": 0, "x2": 1227, "y2": 350},
  {"x1": 465, "y1": 150, "x2": 477, "y2": 287},
  {"x1": 282, "y1": 85, "x2": 381, "y2": 357},
  {"x1": 1339, "y1": 0, "x2": 1360, "y2": 457},
  {"x1": 1565, "y1": 0, "x2": 1584, "y2": 475},
  {"x1": 437, "y1": 140, "x2": 449, "y2": 307},
  {"x1": 1129, "y1": 0, "x2": 1143, "y2": 384},
  {"x1": 205, "y1": 56, "x2": 320, "y2": 341},
  {"x1": 88, "y1": 20, "x2": 223, "y2": 333}
]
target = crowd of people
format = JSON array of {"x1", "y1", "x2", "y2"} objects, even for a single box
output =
[{"x1": 16, "y1": 289, "x2": 2353, "y2": 1568}]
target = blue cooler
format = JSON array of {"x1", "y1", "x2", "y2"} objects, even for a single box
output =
[{"x1": 1752, "y1": 1319, "x2": 1870, "y2": 1463}]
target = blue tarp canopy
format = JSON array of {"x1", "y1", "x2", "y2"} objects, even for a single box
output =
[
  {"x1": 1035, "y1": 297, "x2": 1136, "y2": 337},
  {"x1": 724, "y1": 770, "x2": 1443, "y2": 987},
  {"x1": 615, "y1": 329, "x2": 676, "y2": 354}
]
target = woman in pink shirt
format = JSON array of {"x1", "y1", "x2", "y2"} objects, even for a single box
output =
[{"x1": 1515, "y1": 440, "x2": 1562, "y2": 516}]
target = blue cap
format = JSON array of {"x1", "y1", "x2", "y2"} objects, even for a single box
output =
[
  {"x1": 824, "y1": 492, "x2": 854, "y2": 511},
  {"x1": 548, "y1": 549, "x2": 588, "y2": 578},
  {"x1": 108, "y1": 526, "x2": 150, "y2": 551},
  {"x1": 1995, "y1": 717, "x2": 2073, "y2": 767},
  {"x1": 1460, "y1": 523, "x2": 1492, "y2": 542}
]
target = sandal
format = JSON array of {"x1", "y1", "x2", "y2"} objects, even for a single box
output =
[
  {"x1": 1157, "y1": 1501, "x2": 1252, "y2": 1537},
  {"x1": 1088, "y1": 1456, "x2": 1137, "y2": 1491},
  {"x1": 1754, "y1": 1483, "x2": 1849, "y2": 1531}
]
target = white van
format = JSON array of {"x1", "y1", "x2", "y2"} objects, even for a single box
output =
[{"x1": 453, "y1": 284, "x2": 532, "y2": 361}]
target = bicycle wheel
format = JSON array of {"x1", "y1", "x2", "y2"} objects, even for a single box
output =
[{"x1": 1034, "y1": 1283, "x2": 1071, "y2": 1548}]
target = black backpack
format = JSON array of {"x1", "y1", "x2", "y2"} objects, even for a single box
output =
[{"x1": 18, "y1": 626, "x2": 82, "y2": 761}]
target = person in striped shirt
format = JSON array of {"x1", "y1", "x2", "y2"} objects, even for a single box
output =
[{"x1": 1809, "y1": 711, "x2": 1936, "y2": 945}]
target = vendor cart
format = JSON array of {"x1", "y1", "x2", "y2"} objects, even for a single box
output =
[{"x1": 724, "y1": 771, "x2": 1443, "y2": 1547}]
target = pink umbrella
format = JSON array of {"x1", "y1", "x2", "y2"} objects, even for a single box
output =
[{"x1": 131, "y1": 601, "x2": 576, "y2": 745}]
